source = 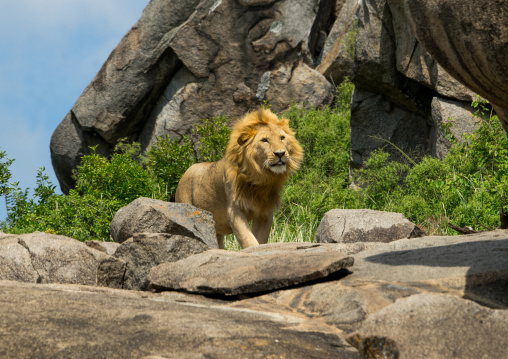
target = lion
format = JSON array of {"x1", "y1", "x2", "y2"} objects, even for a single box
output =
[{"x1": 175, "y1": 108, "x2": 303, "y2": 249}]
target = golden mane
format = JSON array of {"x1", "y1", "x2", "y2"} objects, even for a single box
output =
[{"x1": 225, "y1": 108, "x2": 303, "y2": 216}]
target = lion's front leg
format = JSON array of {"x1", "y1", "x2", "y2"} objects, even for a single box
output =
[
  {"x1": 251, "y1": 213, "x2": 273, "y2": 245},
  {"x1": 227, "y1": 204, "x2": 259, "y2": 248}
]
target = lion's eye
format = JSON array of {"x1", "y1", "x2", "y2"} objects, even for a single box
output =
[
  {"x1": 280, "y1": 136, "x2": 285, "y2": 141},
  {"x1": 261, "y1": 138, "x2": 269, "y2": 143}
]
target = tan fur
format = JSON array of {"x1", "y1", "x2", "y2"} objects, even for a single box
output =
[{"x1": 175, "y1": 108, "x2": 303, "y2": 249}]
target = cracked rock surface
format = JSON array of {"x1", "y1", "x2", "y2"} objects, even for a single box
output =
[
  {"x1": 1, "y1": 227, "x2": 508, "y2": 358},
  {"x1": 0, "y1": 232, "x2": 109, "y2": 285}
]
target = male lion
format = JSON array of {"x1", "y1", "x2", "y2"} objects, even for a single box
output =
[{"x1": 175, "y1": 108, "x2": 303, "y2": 249}]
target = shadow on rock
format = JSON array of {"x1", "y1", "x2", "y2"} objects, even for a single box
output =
[{"x1": 361, "y1": 235, "x2": 508, "y2": 308}]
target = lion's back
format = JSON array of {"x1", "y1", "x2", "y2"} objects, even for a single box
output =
[{"x1": 175, "y1": 159, "x2": 231, "y2": 233}]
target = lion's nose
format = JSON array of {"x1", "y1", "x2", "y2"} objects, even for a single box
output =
[{"x1": 274, "y1": 151, "x2": 285, "y2": 159}]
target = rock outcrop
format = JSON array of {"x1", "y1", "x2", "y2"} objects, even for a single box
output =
[
  {"x1": 405, "y1": 0, "x2": 508, "y2": 132},
  {"x1": 50, "y1": 0, "x2": 338, "y2": 192},
  {"x1": 1, "y1": 205, "x2": 507, "y2": 357},
  {"x1": 50, "y1": 0, "x2": 507, "y2": 191},
  {"x1": 348, "y1": 0, "x2": 480, "y2": 168}
]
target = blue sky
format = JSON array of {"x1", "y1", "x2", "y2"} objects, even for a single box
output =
[{"x1": 0, "y1": 1, "x2": 148, "y2": 221}]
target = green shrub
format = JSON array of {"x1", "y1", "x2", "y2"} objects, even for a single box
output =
[
  {"x1": 145, "y1": 134, "x2": 195, "y2": 201},
  {"x1": 146, "y1": 115, "x2": 230, "y2": 201},
  {"x1": 1, "y1": 116, "x2": 231, "y2": 240},
  {"x1": 192, "y1": 115, "x2": 230, "y2": 163},
  {"x1": 0, "y1": 149, "x2": 14, "y2": 197},
  {"x1": 75, "y1": 142, "x2": 155, "y2": 203}
]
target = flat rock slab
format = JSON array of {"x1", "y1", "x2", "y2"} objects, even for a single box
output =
[
  {"x1": 149, "y1": 249, "x2": 354, "y2": 296},
  {"x1": 350, "y1": 293, "x2": 508, "y2": 359},
  {"x1": 243, "y1": 241, "x2": 380, "y2": 255},
  {"x1": 347, "y1": 230, "x2": 508, "y2": 308},
  {"x1": 0, "y1": 281, "x2": 358, "y2": 359}
]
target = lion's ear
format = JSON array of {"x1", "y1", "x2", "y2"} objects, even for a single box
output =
[
  {"x1": 279, "y1": 118, "x2": 289, "y2": 128},
  {"x1": 238, "y1": 128, "x2": 255, "y2": 145}
]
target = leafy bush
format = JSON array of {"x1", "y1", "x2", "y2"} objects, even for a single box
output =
[
  {"x1": 192, "y1": 115, "x2": 230, "y2": 163},
  {"x1": 0, "y1": 116, "x2": 231, "y2": 240},
  {"x1": 0, "y1": 149, "x2": 14, "y2": 197},
  {"x1": 146, "y1": 115, "x2": 230, "y2": 201},
  {"x1": 75, "y1": 142, "x2": 155, "y2": 203}
]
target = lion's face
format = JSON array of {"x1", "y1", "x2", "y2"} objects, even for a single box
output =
[
  {"x1": 226, "y1": 109, "x2": 303, "y2": 186},
  {"x1": 251, "y1": 125, "x2": 292, "y2": 175}
]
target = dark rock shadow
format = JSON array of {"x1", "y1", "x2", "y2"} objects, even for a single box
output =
[
  {"x1": 363, "y1": 237, "x2": 508, "y2": 308},
  {"x1": 150, "y1": 268, "x2": 354, "y2": 302}
]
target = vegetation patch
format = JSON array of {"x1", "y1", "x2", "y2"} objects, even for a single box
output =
[{"x1": 1, "y1": 81, "x2": 507, "y2": 246}]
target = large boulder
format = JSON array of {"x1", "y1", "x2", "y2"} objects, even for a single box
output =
[
  {"x1": 110, "y1": 197, "x2": 218, "y2": 248},
  {"x1": 404, "y1": 0, "x2": 508, "y2": 131},
  {"x1": 50, "y1": 0, "x2": 337, "y2": 192},
  {"x1": 148, "y1": 248, "x2": 354, "y2": 296},
  {"x1": 99, "y1": 232, "x2": 210, "y2": 291},
  {"x1": 315, "y1": 209, "x2": 424, "y2": 244}
]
